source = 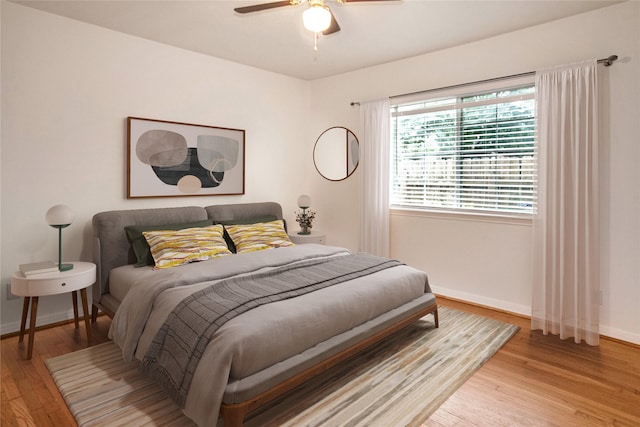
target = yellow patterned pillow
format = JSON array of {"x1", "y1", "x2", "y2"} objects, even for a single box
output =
[
  {"x1": 224, "y1": 220, "x2": 294, "y2": 253},
  {"x1": 143, "y1": 225, "x2": 232, "y2": 268}
]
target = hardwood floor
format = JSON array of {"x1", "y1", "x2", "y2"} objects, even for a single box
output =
[
  {"x1": 1, "y1": 315, "x2": 111, "y2": 427},
  {"x1": 426, "y1": 298, "x2": 640, "y2": 427},
  {"x1": 1, "y1": 298, "x2": 638, "y2": 426}
]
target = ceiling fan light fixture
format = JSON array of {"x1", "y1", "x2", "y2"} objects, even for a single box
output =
[{"x1": 303, "y1": 4, "x2": 332, "y2": 33}]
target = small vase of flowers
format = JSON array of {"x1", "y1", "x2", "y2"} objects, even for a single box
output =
[
  {"x1": 295, "y1": 194, "x2": 315, "y2": 235},
  {"x1": 296, "y1": 208, "x2": 316, "y2": 235}
]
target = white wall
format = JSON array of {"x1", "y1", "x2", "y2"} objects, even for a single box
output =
[
  {"x1": 0, "y1": 2, "x2": 312, "y2": 333},
  {"x1": 2, "y1": 1, "x2": 638, "y2": 345},
  {"x1": 310, "y1": 1, "x2": 640, "y2": 344}
]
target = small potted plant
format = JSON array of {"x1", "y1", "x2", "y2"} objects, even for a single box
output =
[{"x1": 295, "y1": 194, "x2": 315, "y2": 235}]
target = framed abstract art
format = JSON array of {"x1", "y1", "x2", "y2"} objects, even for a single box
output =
[{"x1": 127, "y1": 117, "x2": 245, "y2": 198}]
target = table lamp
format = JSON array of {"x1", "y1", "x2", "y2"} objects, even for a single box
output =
[
  {"x1": 46, "y1": 204, "x2": 74, "y2": 271},
  {"x1": 297, "y1": 194, "x2": 311, "y2": 211}
]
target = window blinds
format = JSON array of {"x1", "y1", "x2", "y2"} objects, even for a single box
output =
[{"x1": 391, "y1": 85, "x2": 536, "y2": 215}]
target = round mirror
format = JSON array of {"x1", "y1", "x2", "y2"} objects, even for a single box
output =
[{"x1": 313, "y1": 127, "x2": 359, "y2": 181}]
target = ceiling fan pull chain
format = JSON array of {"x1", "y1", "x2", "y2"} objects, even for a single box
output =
[{"x1": 314, "y1": 32, "x2": 319, "y2": 51}]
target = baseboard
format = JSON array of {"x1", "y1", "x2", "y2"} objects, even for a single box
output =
[
  {"x1": 431, "y1": 286, "x2": 530, "y2": 317},
  {"x1": 0, "y1": 308, "x2": 77, "y2": 337},
  {"x1": 432, "y1": 285, "x2": 640, "y2": 346},
  {"x1": 599, "y1": 325, "x2": 640, "y2": 346}
]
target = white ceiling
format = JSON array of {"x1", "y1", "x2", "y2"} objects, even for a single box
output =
[{"x1": 13, "y1": 0, "x2": 621, "y2": 80}]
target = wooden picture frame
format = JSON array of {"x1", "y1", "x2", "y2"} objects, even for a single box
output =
[{"x1": 127, "y1": 117, "x2": 245, "y2": 198}]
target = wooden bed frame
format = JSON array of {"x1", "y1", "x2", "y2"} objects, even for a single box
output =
[
  {"x1": 91, "y1": 202, "x2": 438, "y2": 426},
  {"x1": 220, "y1": 303, "x2": 438, "y2": 426}
]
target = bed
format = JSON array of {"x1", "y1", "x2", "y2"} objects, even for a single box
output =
[{"x1": 91, "y1": 202, "x2": 438, "y2": 426}]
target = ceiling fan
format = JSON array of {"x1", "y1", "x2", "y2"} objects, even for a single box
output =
[{"x1": 234, "y1": 0, "x2": 391, "y2": 36}]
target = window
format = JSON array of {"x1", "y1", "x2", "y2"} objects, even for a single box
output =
[{"x1": 391, "y1": 83, "x2": 536, "y2": 215}]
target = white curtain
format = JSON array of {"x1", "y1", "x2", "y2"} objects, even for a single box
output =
[
  {"x1": 532, "y1": 60, "x2": 600, "y2": 345},
  {"x1": 359, "y1": 98, "x2": 391, "y2": 257}
]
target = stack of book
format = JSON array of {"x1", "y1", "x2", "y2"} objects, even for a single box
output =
[{"x1": 19, "y1": 261, "x2": 59, "y2": 277}]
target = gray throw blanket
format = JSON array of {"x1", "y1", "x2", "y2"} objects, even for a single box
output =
[{"x1": 141, "y1": 253, "x2": 402, "y2": 407}]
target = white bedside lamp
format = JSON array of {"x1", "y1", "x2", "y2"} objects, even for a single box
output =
[
  {"x1": 46, "y1": 204, "x2": 74, "y2": 271},
  {"x1": 297, "y1": 194, "x2": 311, "y2": 210}
]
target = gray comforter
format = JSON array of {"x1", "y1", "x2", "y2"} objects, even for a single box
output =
[{"x1": 109, "y1": 244, "x2": 429, "y2": 426}]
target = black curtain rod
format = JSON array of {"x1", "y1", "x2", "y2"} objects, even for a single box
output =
[{"x1": 350, "y1": 54, "x2": 618, "y2": 106}]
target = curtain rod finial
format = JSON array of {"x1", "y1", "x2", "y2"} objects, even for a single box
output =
[{"x1": 605, "y1": 55, "x2": 618, "y2": 66}]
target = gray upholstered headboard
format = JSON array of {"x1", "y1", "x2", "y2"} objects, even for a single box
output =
[
  {"x1": 204, "y1": 202, "x2": 282, "y2": 223},
  {"x1": 91, "y1": 202, "x2": 283, "y2": 316}
]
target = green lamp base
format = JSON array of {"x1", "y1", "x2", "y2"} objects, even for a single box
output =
[
  {"x1": 59, "y1": 263, "x2": 74, "y2": 272},
  {"x1": 53, "y1": 225, "x2": 73, "y2": 272}
]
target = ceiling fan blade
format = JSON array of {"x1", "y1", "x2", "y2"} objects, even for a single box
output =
[
  {"x1": 234, "y1": 1, "x2": 295, "y2": 14},
  {"x1": 322, "y1": 8, "x2": 341, "y2": 35}
]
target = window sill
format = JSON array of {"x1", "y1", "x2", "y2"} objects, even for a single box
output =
[{"x1": 390, "y1": 206, "x2": 533, "y2": 226}]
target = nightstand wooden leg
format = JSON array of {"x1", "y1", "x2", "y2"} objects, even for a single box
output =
[
  {"x1": 19, "y1": 297, "x2": 30, "y2": 343},
  {"x1": 71, "y1": 290, "x2": 80, "y2": 329},
  {"x1": 80, "y1": 288, "x2": 92, "y2": 344},
  {"x1": 27, "y1": 297, "x2": 39, "y2": 360}
]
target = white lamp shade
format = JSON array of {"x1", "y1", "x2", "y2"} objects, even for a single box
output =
[
  {"x1": 46, "y1": 204, "x2": 74, "y2": 226},
  {"x1": 303, "y1": 5, "x2": 331, "y2": 33},
  {"x1": 297, "y1": 194, "x2": 312, "y2": 209}
]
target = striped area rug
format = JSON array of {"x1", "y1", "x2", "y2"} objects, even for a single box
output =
[{"x1": 46, "y1": 307, "x2": 518, "y2": 426}]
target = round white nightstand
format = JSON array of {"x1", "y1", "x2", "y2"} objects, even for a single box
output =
[
  {"x1": 11, "y1": 262, "x2": 96, "y2": 359},
  {"x1": 288, "y1": 231, "x2": 326, "y2": 245}
]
